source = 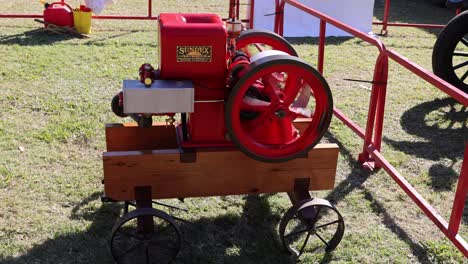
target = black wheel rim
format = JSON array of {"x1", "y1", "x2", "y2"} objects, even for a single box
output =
[
  {"x1": 110, "y1": 208, "x2": 181, "y2": 264},
  {"x1": 279, "y1": 198, "x2": 345, "y2": 258}
]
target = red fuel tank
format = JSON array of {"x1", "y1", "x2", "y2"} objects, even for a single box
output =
[
  {"x1": 43, "y1": 2, "x2": 74, "y2": 28},
  {"x1": 158, "y1": 13, "x2": 227, "y2": 80}
]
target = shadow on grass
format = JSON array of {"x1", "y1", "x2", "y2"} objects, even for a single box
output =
[
  {"x1": 0, "y1": 138, "x2": 435, "y2": 264},
  {"x1": 0, "y1": 192, "x2": 120, "y2": 264},
  {"x1": 1, "y1": 127, "x2": 454, "y2": 263},
  {"x1": 323, "y1": 132, "x2": 432, "y2": 263},
  {"x1": 0, "y1": 193, "x2": 302, "y2": 263},
  {"x1": 385, "y1": 97, "x2": 467, "y2": 191},
  {"x1": 0, "y1": 28, "x2": 80, "y2": 46},
  {"x1": 286, "y1": 36, "x2": 353, "y2": 47},
  {"x1": 178, "y1": 194, "x2": 295, "y2": 263},
  {"x1": 0, "y1": 28, "x2": 139, "y2": 46},
  {"x1": 81, "y1": 30, "x2": 140, "y2": 46}
]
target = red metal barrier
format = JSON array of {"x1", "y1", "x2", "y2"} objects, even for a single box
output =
[
  {"x1": 0, "y1": 0, "x2": 250, "y2": 22},
  {"x1": 276, "y1": 0, "x2": 468, "y2": 257},
  {"x1": 0, "y1": 0, "x2": 157, "y2": 20},
  {"x1": 373, "y1": 0, "x2": 461, "y2": 35}
]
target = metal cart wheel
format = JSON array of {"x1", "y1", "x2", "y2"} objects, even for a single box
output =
[
  {"x1": 225, "y1": 54, "x2": 333, "y2": 163},
  {"x1": 279, "y1": 198, "x2": 344, "y2": 258},
  {"x1": 432, "y1": 10, "x2": 468, "y2": 93},
  {"x1": 110, "y1": 208, "x2": 181, "y2": 264},
  {"x1": 236, "y1": 29, "x2": 298, "y2": 57}
]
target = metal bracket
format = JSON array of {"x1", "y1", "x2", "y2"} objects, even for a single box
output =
[
  {"x1": 180, "y1": 148, "x2": 197, "y2": 163},
  {"x1": 264, "y1": 12, "x2": 284, "y2": 16},
  {"x1": 288, "y1": 178, "x2": 312, "y2": 205},
  {"x1": 343, "y1": 78, "x2": 387, "y2": 85},
  {"x1": 101, "y1": 195, "x2": 117, "y2": 203}
]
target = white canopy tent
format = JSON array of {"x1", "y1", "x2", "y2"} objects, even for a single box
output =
[{"x1": 252, "y1": 0, "x2": 375, "y2": 37}]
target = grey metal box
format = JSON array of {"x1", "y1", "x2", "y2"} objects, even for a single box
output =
[{"x1": 123, "y1": 80, "x2": 194, "y2": 114}]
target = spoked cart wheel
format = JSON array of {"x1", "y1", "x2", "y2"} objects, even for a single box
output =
[
  {"x1": 236, "y1": 29, "x2": 298, "y2": 57},
  {"x1": 279, "y1": 198, "x2": 345, "y2": 258},
  {"x1": 226, "y1": 53, "x2": 333, "y2": 162},
  {"x1": 110, "y1": 208, "x2": 181, "y2": 264},
  {"x1": 432, "y1": 10, "x2": 468, "y2": 93}
]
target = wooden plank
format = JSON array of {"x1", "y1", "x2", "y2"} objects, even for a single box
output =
[
  {"x1": 105, "y1": 119, "x2": 311, "y2": 152},
  {"x1": 105, "y1": 123, "x2": 178, "y2": 151},
  {"x1": 103, "y1": 144, "x2": 339, "y2": 201},
  {"x1": 293, "y1": 118, "x2": 312, "y2": 133}
]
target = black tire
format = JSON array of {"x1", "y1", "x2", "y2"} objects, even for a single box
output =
[
  {"x1": 426, "y1": 0, "x2": 447, "y2": 7},
  {"x1": 432, "y1": 10, "x2": 468, "y2": 93},
  {"x1": 111, "y1": 94, "x2": 128, "y2": 118}
]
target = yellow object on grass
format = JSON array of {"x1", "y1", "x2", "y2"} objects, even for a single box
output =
[{"x1": 73, "y1": 9, "x2": 92, "y2": 34}]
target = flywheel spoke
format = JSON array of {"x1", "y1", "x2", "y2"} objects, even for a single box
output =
[
  {"x1": 315, "y1": 233, "x2": 330, "y2": 247},
  {"x1": 240, "y1": 96, "x2": 271, "y2": 112},
  {"x1": 253, "y1": 43, "x2": 265, "y2": 52},
  {"x1": 460, "y1": 69, "x2": 468, "y2": 82},
  {"x1": 241, "y1": 99, "x2": 276, "y2": 140},
  {"x1": 117, "y1": 240, "x2": 145, "y2": 259},
  {"x1": 271, "y1": 72, "x2": 286, "y2": 82},
  {"x1": 263, "y1": 74, "x2": 281, "y2": 103},
  {"x1": 248, "y1": 109, "x2": 273, "y2": 130},
  {"x1": 110, "y1": 208, "x2": 181, "y2": 264},
  {"x1": 461, "y1": 37, "x2": 468, "y2": 47},
  {"x1": 453, "y1": 51, "x2": 468, "y2": 57},
  {"x1": 279, "y1": 200, "x2": 344, "y2": 257},
  {"x1": 284, "y1": 227, "x2": 310, "y2": 239},
  {"x1": 314, "y1": 219, "x2": 340, "y2": 230},
  {"x1": 299, "y1": 232, "x2": 311, "y2": 256},
  {"x1": 283, "y1": 74, "x2": 302, "y2": 106},
  {"x1": 145, "y1": 244, "x2": 150, "y2": 264},
  {"x1": 151, "y1": 242, "x2": 176, "y2": 251},
  {"x1": 453, "y1": 60, "x2": 468, "y2": 70}
]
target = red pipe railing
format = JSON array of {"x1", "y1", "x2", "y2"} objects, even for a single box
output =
[
  {"x1": 387, "y1": 50, "x2": 468, "y2": 104},
  {"x1": 0, "y1": 0, "x2": 250, "y2": 22},
  {"x1": 317, "y1": 20, "x2": 326, "y2": 74},
  {"x1": 373, "y1": 0, "x2": 463, "y2": 35},
  {"x1": 276, "y1": 0, "x2": 468, "y2": 257},
  {"x1": 0, "y1": 0, "x2": 157, "y2": 20},
  {"x1": 449, "y1": 146, "x2": 468, "y2": 236}
]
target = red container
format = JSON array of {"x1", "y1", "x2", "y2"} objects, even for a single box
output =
[
  {"x1": 43, "y1": 2, "x2": 74, "y2": 27},
  {"x1": 158, "y1": 13, "x2": 227, "y2": 80}
]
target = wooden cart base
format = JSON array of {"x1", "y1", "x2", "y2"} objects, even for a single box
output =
[
  {"x1": 103, "y1": 122, "x2": 339, "y2": 201},
  {"x1": 102, "y1": 122, "x2": 343, "y2": 262}
]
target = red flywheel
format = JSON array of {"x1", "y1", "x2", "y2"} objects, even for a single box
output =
[
  {"x1": 226, "y1": 54, "x2": 333, "y2": 162},
  {"x1": 236, "y1": 29, "x2": 298, "y2": 57}
]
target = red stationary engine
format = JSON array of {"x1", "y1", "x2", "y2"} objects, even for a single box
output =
[
  {"x1": 158, "y1": 13, "x2": 227, "y2": 79},
  {"x1": 111, "y1": 13, "x2": 334, "y2": 162}
]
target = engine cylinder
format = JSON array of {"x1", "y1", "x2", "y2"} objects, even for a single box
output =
[{"x1": 158, "y1": 13, "x2": 228, "y2": 80}]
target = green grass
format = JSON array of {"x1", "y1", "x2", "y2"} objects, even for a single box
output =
[{"x1": 0, "y1": 0, "x2": 467, "y2": 263}]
